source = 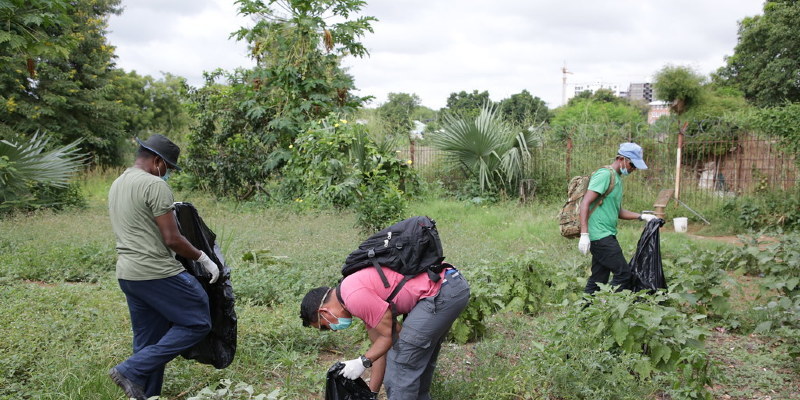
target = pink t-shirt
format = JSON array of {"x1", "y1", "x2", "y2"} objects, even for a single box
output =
[{"x1": 339, "y1": 267, "x2": 446, "y2": 329}]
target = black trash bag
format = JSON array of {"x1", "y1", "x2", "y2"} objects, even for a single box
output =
[
  {"x1": 325, "y1": 362, "x2": 374, "y2": 400},
  {"x1": 173, "y1": 202, "x2": 237, "y2": 369},
  {"x1": 629, "y1": 218, "x2": 667, "y2": 293}
]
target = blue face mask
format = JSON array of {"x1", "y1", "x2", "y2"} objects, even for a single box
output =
[
  {"x1": 323, "y1": 312, "x2": 353, "y2": 330},
  {"x1": 620, "y1": 167, "x2": 629, "y2": 176},
  {"x1": 161, "y1": 170, "x2": 171, "y2": 181},
  {"x1": 329, "y1": 317, "x2": 353, "y2": 331}
]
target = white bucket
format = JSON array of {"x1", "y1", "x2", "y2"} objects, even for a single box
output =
[{"x1": 673, "y1": 217, "x2": 688, "y2": 233}]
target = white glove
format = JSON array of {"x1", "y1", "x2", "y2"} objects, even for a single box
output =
[
  {"x1": 196, "y1": 251, "x2": 220, "y2": 284},
  {"x1": 578, "y1": 233, "x2": 590, "y2": 255},
  {"x1": 640, "y1": 213, "x2": 657, "y2": 222},
  {"x1": 340, "y1": 357, "x2": 366, "y2": 380}
]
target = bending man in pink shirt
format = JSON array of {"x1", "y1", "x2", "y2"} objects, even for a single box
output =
[{"x1": 300, "y1": 265, "x2": 470, "y2": 400}]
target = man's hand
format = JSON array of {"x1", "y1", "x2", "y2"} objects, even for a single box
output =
[
  {"x1": 196, "y1": 251, "x2": 220, "y2": 284},
  {"x1": 340, "y1": 358, "x2": 366, "y2": 380},
  {"x1": 578, "y1": 233, "x2": 590, "y2": 255},
  {"x1": 640, "y1": 213, "x2": 657, "y2": 222}
]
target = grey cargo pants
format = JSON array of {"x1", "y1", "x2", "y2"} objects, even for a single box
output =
[{"x1": 384, "y1": 269, "x2": 471, "y2": 400}]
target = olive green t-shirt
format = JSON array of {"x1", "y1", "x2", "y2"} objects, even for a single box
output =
[
  {"x1": 586, "y1": 168, "x2": 624, "y2": 241},
  {"x1": 108, "y1": 167, "x2": 184, "y2": 280}
]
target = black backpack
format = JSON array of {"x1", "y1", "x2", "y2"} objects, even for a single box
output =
[
  {"x1": 338, "y1": 216, "x2": 447, "y2": 341},
  {"x1": 341, "y1": 215, "x2": 445, "y2": 287}
]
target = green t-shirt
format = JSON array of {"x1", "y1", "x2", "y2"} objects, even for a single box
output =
[
  {"x1": 586, "y1": 168, "x2": 624, "y2": 241},
  {"x1": 108, "y1": 167, "x2": 184, "y2": 280}
]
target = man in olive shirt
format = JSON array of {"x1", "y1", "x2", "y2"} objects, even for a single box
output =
[
  {"x1": 578, "y1": 142, "x2": 657, "y2": 294},
  {"x1": 107, "y1": 134, "x2": 219, "y2": 399}
]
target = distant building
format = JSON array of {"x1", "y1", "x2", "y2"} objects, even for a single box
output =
[
  {"x1": 647, "y1": 101, "x2": 671, "y2": 124},
  {"x1": 568, "y1": 81, "x2": 622, "y2": 100},
  {"x1": 626, "y1": 82, "x2": 656, "y2": 103}
]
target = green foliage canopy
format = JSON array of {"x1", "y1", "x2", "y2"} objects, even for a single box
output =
[
  {"x1": 377, "y1": 92, "x2": 421, "y2": 139},
  {"x1": 550, "y1": 95, "x2": 646, "y2": 136},
  {"x1": 653, "y1": 65, "x2": 706, "y2": 115},
  {"x1": 185, "y1": 0, "x2": 376, "y2": 199},
  {"x1": 497, "y1": 89, "x2": 550, "y2": 127},
  {"x1": 441, "y1": 90, "x2": 492, "y2": 120},
  {"x1": 0, "y1": 0, "x2": 128, "y2": 165},
  {"x1": 716, "y1": 0, "x2": 800, "y2": 106}
]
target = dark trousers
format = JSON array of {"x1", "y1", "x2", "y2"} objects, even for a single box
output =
[
  {"x1": 584, "y1": 235, "x2": 631, "y2": 294},
  {"x1": 116, "y1": 271, "x2": 211, "y2": 397}
]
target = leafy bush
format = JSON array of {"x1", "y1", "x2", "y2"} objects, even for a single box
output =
[
  {"x1": 665, "y1": 247, "x2": 737, "y2": 319},
  {"x1": 281, "y1": 115, "x2": 419, "y2": 231},
  {"x1": 721, "y1": 190, "x2": 800, "y2": 232},
  {"x1": 354, "y1": 174, "x2": 407, "y2": 234},
  {"x1": 432, "y1": 105, "x2": 538, "y2": 195},
  {"x1": 449, "y1": 251, "x2": 584, "y2": 343},
  {"x1": 548, "y1": 289, "x2": 715, "y2": 399}
]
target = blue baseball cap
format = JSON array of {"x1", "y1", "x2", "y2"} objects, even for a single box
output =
[{"x1": 618, "y1": 142, "x2": 647, "y2": 170}]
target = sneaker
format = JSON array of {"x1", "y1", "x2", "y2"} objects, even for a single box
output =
[{"x1": 108, "y1": 367, "x2": 146, "y2": 400}]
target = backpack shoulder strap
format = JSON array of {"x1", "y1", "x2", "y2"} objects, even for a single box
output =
[{"x1": 589, "y1": 166, "x2": 616, "y2": 213}]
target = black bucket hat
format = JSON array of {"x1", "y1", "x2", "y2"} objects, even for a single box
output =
[{"x1": 136, "y1": 134, "x2": 181, "y2": 170}]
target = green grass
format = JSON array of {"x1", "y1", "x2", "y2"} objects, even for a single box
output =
[{"x1": 0, "y1": 173, "x2": 796, "y2": 400}]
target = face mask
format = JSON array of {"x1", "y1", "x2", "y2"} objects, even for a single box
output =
[
  {"x1": 322, "y1": 312, "x2": 353, "y2": 331},
  {"x1": 156, "y1": 159, "x2": 170, "y2": 181},
  {"x1": 620, "y1": 167, "x2": 629, "y2": 176}
]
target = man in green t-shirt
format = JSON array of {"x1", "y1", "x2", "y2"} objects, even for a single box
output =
[
  {"x1": 107, "y1": 134, "x2": 220, "y2": 400},
  {"x1": 578, "y1": 142, "x2": 657, "y2": 294}
]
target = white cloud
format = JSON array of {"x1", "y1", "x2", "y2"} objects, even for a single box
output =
[{"x1": 107, "y1": 0, "x2": 765, "y2": 109}]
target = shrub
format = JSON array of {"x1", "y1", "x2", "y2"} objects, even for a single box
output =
[
  {"x1": 665, "y1": 247, "x2": 737, "y2": 319},
  {"x1": 449, "y1": 251, "x2": 584, "y2": 343},
  {"x1": 547, "y1": 288, "x2": 715, "y2": 399},
  {"x1": 281, "y1": 115, "x2": 419, "y2": 232}
]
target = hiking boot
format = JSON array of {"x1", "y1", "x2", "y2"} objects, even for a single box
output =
[{"x1": 108, "y1": 367, "x2": 146, "y2": 400}]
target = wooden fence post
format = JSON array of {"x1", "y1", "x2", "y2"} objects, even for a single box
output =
[
  {"x1": 674, "y1": 122, "x2": 688, "y2": 201},
  {"x1": 566, "y1": 135, "x2": 573, "y2": 181},
  {"x1": 410, "y1": 140, "x2": 416, "y2": 166}
]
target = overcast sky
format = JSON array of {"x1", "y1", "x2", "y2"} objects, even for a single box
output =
[{"x1": 106, "y1": 0, "x2": 765, "y2": 110}]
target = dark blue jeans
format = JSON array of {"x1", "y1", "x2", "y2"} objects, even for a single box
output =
[
  {"x1": 116, "y1": 271, "x2": 211, "y2": 397},
  {"x1": 584, "y1": 235, "x2": 631, "y2": 294}
]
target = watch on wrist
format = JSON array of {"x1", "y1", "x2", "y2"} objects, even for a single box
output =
[{"x1": 360, "y1": 355, "x2": 372, "y2": 368}]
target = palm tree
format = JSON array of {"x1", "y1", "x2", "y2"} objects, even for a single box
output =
[
  {"x1": 0, "y1": 133, "x2": 85, "y2": 207},
  {"x1": 431, "y1": 104, "x2": 536, "y2": 194}
]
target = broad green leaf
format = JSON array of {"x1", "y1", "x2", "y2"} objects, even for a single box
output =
[{"x1": 612, "y1": 319, "x2": 628, "y2": 346}]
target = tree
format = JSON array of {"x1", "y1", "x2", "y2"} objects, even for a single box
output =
[
  {"x1": 441, "y1": 90, "x2": 492, "y2": 119},
  {"x1": 0, "y1": 0, "x2": 76, "y2": 78},
  {"x1": 716, "y1": 0, "x2": 800, "y2": 106},
  {"x1": 185, "y1": 0, "x2": 376, "y2": 199},
  {"x1": 498, "y1": 90, "x2": 550, "y2": 127},
  {"x1": 0, "y1": 0, "x2": 126, "y2": 165},
  {"x1": 653, "y1": 65, "x2": 706, "y2": 115},
  {"x1": 377, "y1": 92, "x2": 421, "y2": 139}
]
